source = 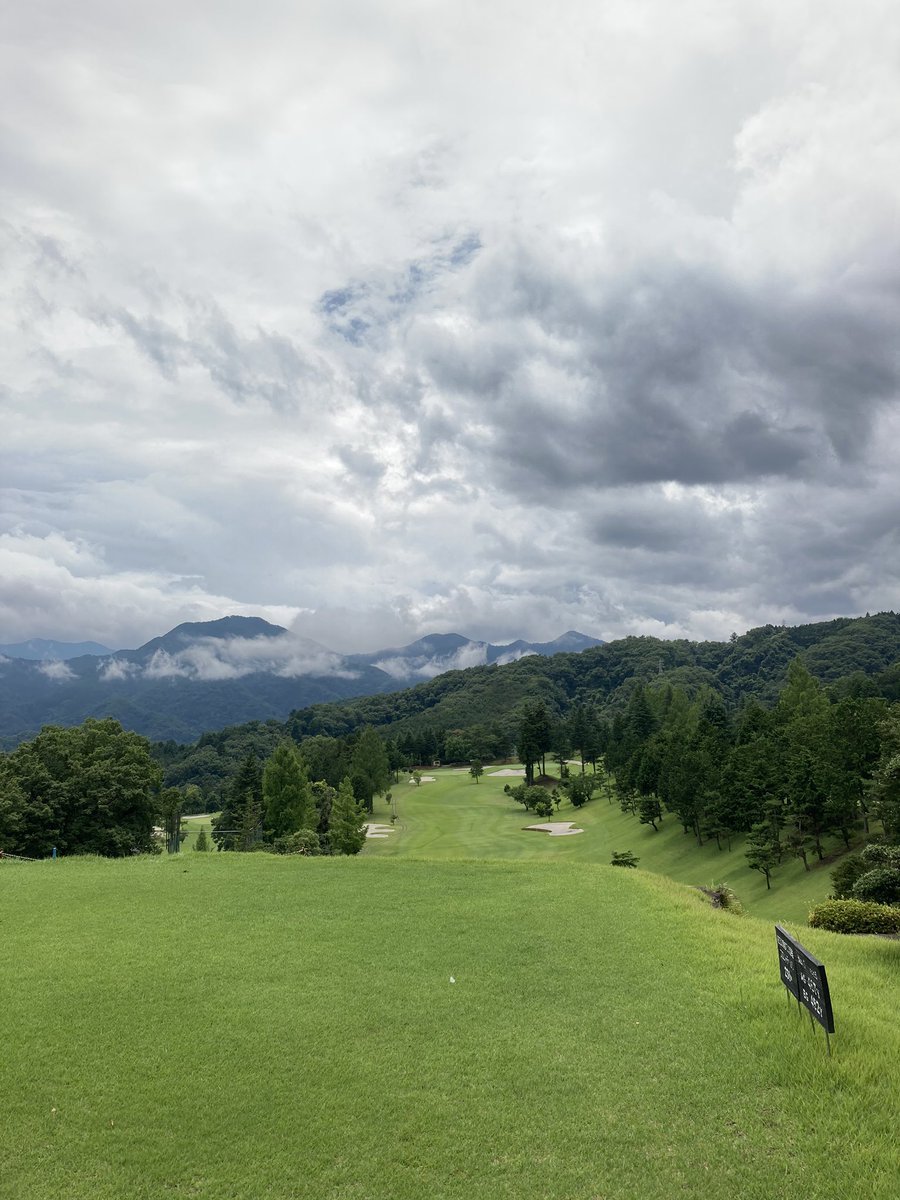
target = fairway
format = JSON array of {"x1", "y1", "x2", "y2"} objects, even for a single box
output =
[
  {"x1": 364, "y1": 768, "x2": 845, "y2": 925},
  {"x1": 2, "y1": 849, "x2": 899, "y2": 1200}
]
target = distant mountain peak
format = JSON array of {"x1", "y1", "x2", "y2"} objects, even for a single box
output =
[{"x1": 135, "y1": 615, "x2": 290, "y2": 656}]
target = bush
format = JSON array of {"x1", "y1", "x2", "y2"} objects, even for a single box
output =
[
  {"x1": 861, "y1": 842, "x2": 900, "y2": 869},
  {"x1": 830, "y1": 853, "x2": 866, "y2": 899},
  {"x1": 272, "y1": 829, "x2": 322, "y2": 856},
  {"x1": 703, "y1": 883, "x2": 744, "y2": 915},
  {"x1": 531, "y1": 791, "x2": 555, "y2": 819},
  {"x1": 852, "y1": 866, "x2": 900, "y2": 905},
  {"x1": 610, "y1": 851, "x2": 639, "y2": 868},
  {"x1": 808, "y1": 899, "x2": 900, "y2": 936}
]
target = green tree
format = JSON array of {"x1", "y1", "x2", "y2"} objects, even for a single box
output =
[
  {"x1": 610, "y1": 850, "x2": 640, "y2": 868},
  {"x1": 566, "y1": 774, "x2": 595, "y2": 809},
  {"x1": 298, "y1": 735, "x2": 351, "y2": 789},
  {"x1": 350, "y1": 728, "x2": 391, "y2": 813},
  {"x1": 5, "y1": 718, "x2": 160, "y2": 857},
  {"x1": 263, "y1": 742, "x2": 313, "y2": 837},
  {"x1": 194, "y1": 826, "x2": 211, "y2": 852},
  {"x1": 638, "y1": 795, "x2": 663, "y2": 831},
  {"x1": 310, "y1": 780, "x2": 336, "y2": 851},
  {"x1": 330, "y1": 776, "x2": 367, "y2": 855},
  {"x1": 745, "y1": 823, "x2": 779, "y2": 889},
  {"x1": 527, "y1": 787, "x2": 554, "y2": 819},
  {"x1": 516, "y1": 701, "x2": 552, "y2": 785},
  {"x1": 159, "y1": 787, "x2": 184, "y2": 854},
  {"x1": 469, "y1": 759, "x2": 484, "y2": 784},
  {"x1": 213, "y1": 755, "x2": 262, "y2": 851}
]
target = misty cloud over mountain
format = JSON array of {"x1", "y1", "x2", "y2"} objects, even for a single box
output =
[{"x1": 0, "y1": 617, "x2": 600, "y2": 743}]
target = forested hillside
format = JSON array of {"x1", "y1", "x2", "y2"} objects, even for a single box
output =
[{"x1": 153, "y1": 612, "x2": 900, "y2": 805}]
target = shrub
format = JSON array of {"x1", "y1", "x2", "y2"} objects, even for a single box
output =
[
  {"x1": 861, "y1": 842, "x2": 900, "y2": 869},
  {"x1": 852, "y1": 866, "x2": 900, "y2": 905},
  {"x1": 610, "y1": 851, "x2": 639, "y2": 868},
  {"x1": 830, "y1": 853, "x2": 866, "y2": 899},
  {"x1": 808, "y1": 899, "x2": 900, "y2": 936},
  {"x1": 531, "y1": 790, "x2": 555, "y2": 819},
  {"x1": 272, "y1": 829, "x2": 322, "y2": 856},
  {"x1": 703, "y1": 883, "x2": 744, "y2": 915}
]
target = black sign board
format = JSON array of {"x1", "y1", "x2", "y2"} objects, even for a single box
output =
[
  {"x1": 775, "y1": 925, "x2": 801, "y2": 1001},
  {"x1": 775, "y1": 925, "x2": 835, "y2": 1034}
]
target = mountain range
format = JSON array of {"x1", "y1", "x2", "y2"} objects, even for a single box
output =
[
  {"x1": 0, "y1": 638, "x2": 114, "y2": 660},
  {"x1": 0, "y1": 617, "x2": 601, "y2": 745}
]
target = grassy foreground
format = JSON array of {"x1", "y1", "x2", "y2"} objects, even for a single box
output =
[{"x1": 2, "y1": 852, "x2": 898, "y2": 1200}]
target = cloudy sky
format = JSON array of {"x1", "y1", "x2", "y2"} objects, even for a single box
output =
[{"x1": 2, "y1": 0, "x2": 899, "y2": 653}]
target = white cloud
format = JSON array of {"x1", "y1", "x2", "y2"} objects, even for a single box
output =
[
  {"x1": 373, "y1": 641, "x2": 490, "y2": 681},
  {"x1": 142, "y1": 635, "x2": 359, "y2": 682},
  {"x1": 98, "y1": 658, "x2": 139, "y2": 682},
  {"x1": 38, "y1": 659, "x2": 75, "y2": 681},
  {"x1": 1, "y1": 1, "x2": 898, "y2": 652}
]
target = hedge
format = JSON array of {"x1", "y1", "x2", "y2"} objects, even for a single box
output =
[{"x1": 808, "y1": 899, "x2": 900, "y2": 936}]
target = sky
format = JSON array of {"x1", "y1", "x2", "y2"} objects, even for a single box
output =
[{"x1": 2, "y1": 0, "x2": 899, "y2": 653}]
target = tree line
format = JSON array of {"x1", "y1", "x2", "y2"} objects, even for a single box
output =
[
  {"x1": 208, "y1": 727, "x2": 394, "y2": 855},
  {"x1": 154, "y1": 612, "x2": 900, "y2": 808},
  {"x1": 579, "y1": 662, "x2": 898, "y2": 889},
  {"x1": 0, "y1": 719, "x2": 397, "y2": 859}
]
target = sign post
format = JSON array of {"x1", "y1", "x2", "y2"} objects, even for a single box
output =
[{"x1": 774, "y1": 925, "x2": 835, "y2": 1055}]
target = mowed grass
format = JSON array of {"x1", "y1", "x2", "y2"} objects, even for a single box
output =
[
  {"x1": 2, "y1": 853, "x2": 898, "y2": 1200},
  {"x1": 181, "y1": 813, "x2": 216, "y2": 852},
  {"x1": 365, "y1": 768, "x2": 845, "y2": 925}
]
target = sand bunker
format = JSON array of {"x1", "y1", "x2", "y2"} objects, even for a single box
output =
[
  {"x1": 408, "y1": 775, "x2": 436, "y2": 783},
  {"x1": 524, "y1": 822, "x2": 585, "y2": 837},
  {"x1": 488, "y1": 768, "x2": 526, "y2": 777},
  {"x1": 364, "y1": 823, "x2": 395, "y2": 839}
]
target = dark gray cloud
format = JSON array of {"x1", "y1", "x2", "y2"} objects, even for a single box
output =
[
  {"x1": 1, "y1": 1, "x2": 898, "y2": 651},
  {"x1": 407, "y1": 253, "x2": 899, "y2": 503}
]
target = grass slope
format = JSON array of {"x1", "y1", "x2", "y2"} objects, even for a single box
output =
[
  {"x1": 365, "y1": 768, "x2": 846, "y2": 925},
  {"x1": 2, "y1": 852, "x2": 898, "y2": 1200}
]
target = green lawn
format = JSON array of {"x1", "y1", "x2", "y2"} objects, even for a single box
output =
[
  {"x1": 2, "y1": 853, "x2": 898, "y2": 1200},
  {"x1": 364, "y1": 767, "x2": 846, "y2": 926},
  {"x1": 3, "y1": 770, "x2": 893, "y2": 1199},
  {"x1": 181, "y1": 812, "x2": 216, "y2": 852}
]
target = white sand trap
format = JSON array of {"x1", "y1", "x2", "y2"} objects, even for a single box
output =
[
  {"x1": 524, "y1": 822, "x2": 585, "y2": 837},
  {"x1": 365, "y1": 823, "x2": 395, "y2": 839},
  {"x1": 488, "y1": 768, "x2": 526, "y2": 777},
  {"x1": 408, "y1": 775, "x2": 436, "y2": 783}
]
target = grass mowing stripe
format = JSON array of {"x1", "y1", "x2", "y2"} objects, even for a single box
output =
[{"x1": 2, "y1": 854, "x2": 898, "y2": 1199}]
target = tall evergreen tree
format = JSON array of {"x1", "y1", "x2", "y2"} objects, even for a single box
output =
[
  {"x1": 331, "y1": 776, "x2": 367, "y2": 855},
  {"x1": 160, "y1": 787, "x2": 184, "y2": 854},
  {"x1": 349, "y1": 728, "x2": 391, "y2": 814},
  {"x1": 263, "y1": 742, "x2": 313, "y2": 837},
  {"x1": 213, "y1": 754, "x2": 262, "y2": 851},
  {"x1": 516, "y1": 701, "x2": 552, "y2": 785}
]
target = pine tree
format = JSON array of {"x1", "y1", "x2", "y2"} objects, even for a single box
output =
[
  {"x1": 349, "y1": 728, "x2": 391, "y2": 814},
  {"x1": 263, "y1": 742, "x2": 313, "y2": 837},
  {"x1": 745, "y1": 823, "x2": 779, "y2": 889},
  {"x1": 330, "y1": 776, "x2": 366, "y2": 855},
  {"x1": 213, "y1": 755, "x2": 262, "y2": 851}
]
